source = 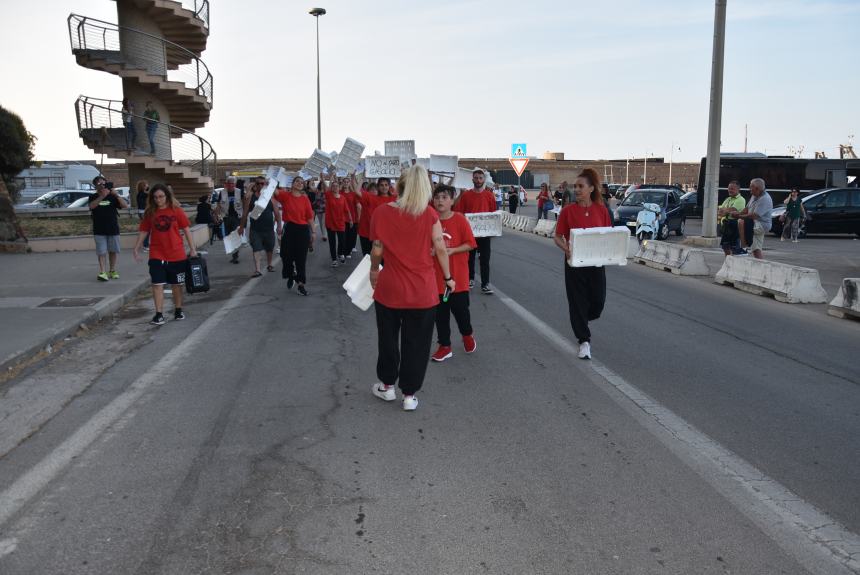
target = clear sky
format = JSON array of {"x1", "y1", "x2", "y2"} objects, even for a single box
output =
[{"x1": 1, "y1": 0, "x2": 857, "y2": 163}]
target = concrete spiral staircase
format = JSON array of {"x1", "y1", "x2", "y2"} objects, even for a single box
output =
[{"x1": 68, "y1": 0, "x2": 215, "y2": 203}]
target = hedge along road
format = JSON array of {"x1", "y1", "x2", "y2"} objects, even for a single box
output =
[{"x1": 0, "y1": 230, "x2": 857, "y2": 574}]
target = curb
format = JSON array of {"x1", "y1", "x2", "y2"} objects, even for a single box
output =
[{"x1": 0, "y1": 275, "x2": 151, "y2": 376}]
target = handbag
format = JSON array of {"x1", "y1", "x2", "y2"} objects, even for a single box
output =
[
  {"x1": 185, "y1": 255, "x2": 210, "y2": 294},
  {"x1": 543, "y1": 200, "x2": 554, "y2": 212}
]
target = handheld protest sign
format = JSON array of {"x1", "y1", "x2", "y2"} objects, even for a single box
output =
[
  {"x1": 365, "y1": 156, "x2": 402, "y2": 179},
  {"x1": 466, "y1": 212, "x2": 503, "y2": 237},
  {"x1": 301, "y1": 149, "x2": 332, "y2": 179},
  {"x1": 334, "y1": 137, "x2": 365, "y2": 174},
  {"x1": 568, "y1": 226, "x2": 630, "y2": 267}
]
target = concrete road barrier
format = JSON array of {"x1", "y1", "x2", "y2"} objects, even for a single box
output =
[
  {"x1": 634, "y1": 240, "x2": 710, "y2": 276},
  {"x1": 627, "y1": 235, "x2": 639, "y2": 259},
  {"x1": 533, "y1": 219, "x2": 557, "y2": 237},
  {"x1": 827, "y1": 278, "x2": 860, "y2": 320},
  {"x1": 523, "y1": 217, "x2": 537, "y2": 233},
  {"x1": 715, "y1": 256, "x2": 829, "y2": 303}
]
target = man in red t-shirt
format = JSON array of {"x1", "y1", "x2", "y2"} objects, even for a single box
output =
[
  {"x1": 453, "y1": 169, "x2": 497, "y2": 294},
  {"x1": 430, "y1": 185, "x2": 477, "y2": 362}
]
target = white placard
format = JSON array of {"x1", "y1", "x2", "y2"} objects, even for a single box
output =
[
  {"x1": 429, "y1": 154, "x2": 458, "y2": 174},
  {"x1": 277, "y1": 172, "x2": 294, "y2": 188},
  {"x1": 365, "y1": 156, "x2": 402, "y2": 179},
  {"x1": 249, "y1": 177, "x2": 278, "y2": 220},
  {"x1": 568, "y1": 226, "x2": 630, "y2": 268},
  {"x1": 465, "y1": 212, "x2": 503, "y2": 237},
  {"x1": 334, "y1": 137, "x2": 365, "y2": 174},
  {"x1": 223, "y1": 229, "x2": 247, "y2": 254},
  {"x1": 453, "y1": 168, "x2": 475, "y2": 189},
  {"x1": 385, "y1": 140, "x2": 415, "y2": 161},
  {"x1": 301, "y1": 149, "x2": 332, "y2": 179}
]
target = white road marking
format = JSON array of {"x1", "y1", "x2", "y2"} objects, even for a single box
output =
[
  {"x1": 495, "y1": 286, "x2": 860, "y2": 575},
  {"x1": 0, "y1": 538, "x2": 17, "y2": 559},
  {"x1": 0, "y1": 266, "x2": 274, "y2": 528}
]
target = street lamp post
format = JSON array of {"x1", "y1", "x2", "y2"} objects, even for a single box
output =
[
  {"x1": 702, "y1": 0, "x2": 727, "y2": 239},
  {"x1": 309, "y1": 7, "x2": 326, "y2": 150}
]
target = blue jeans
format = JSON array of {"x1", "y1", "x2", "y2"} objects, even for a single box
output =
[
  {"x1": 146, "y1": 124, "x2": 157, "y2": 153},
  {"x1": 125, "y1": 122, "x2": 137, "y2": 150}
]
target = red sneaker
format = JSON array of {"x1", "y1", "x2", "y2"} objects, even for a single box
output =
[
  {"x1": 463, "y1": 335, "x2": 477, "y2": 354},
  {"x1": 431, "y1": 345, "x2": 453, "y2": 362}
]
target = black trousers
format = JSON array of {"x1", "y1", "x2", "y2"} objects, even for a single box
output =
[
  {"x1": 468, "y1": 236, "x2": 492, "y2": 285},
  {"x1": 564, "y1": 264, "x2": 606, "y2": 344},
  {"x1": 375, "y1": 302, "x2": 435, "y2": 396},
  {"x1": 508, "y1": 199, "x2": 519, "y2": 214},
  {"x1": 360, "y1": 235, "x2": 372, "y2": 256},
  {"x1": 435, "y1": 292, "x2": 472, "y2": 346},
  {"x1": 345, "y1": 223, "x2": 358, "y2": 253},
  {"x1": 327, "y1": 229, "x2": 347, "y2": 260},
  {"x1": 281, "y1": 222, "x2": 310, "y2": 284}
]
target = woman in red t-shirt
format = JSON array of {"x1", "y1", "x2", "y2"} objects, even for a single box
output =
[
  {"x1": 342, "y1": 179, "x2": 359, "y2": 258},
  {"x1": 273, "y1": 175, "x2": 315, "y2": 296},
  {"x1": 369, "y1": 165, "x2": 455, "y2": 411},
  {"x1": 553, "y1": 168, "x2": 612, "y2": 360},
  {"x1": 355, "y1": 181, "x2": 378, "y2": 255},
  {"x1": 324, "y1": 179, "x2": 349, "y2": 266},
  {"x1": 536, "y1": 183, "x2": 552, "y2": 220},
  {"x1": 133, "y1": 183, "x2": 197, "y2": 325}
]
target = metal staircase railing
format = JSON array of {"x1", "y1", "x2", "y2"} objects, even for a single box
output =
[
  {"x1": 67, "y1": 14, "x2": 213, "y2": 106},
  {"x1": 75, "y1": 96, "x2": 216, "y2": 179},
  {"x1": 177, "y1": 0, "x2": 210, "y2": 29}
]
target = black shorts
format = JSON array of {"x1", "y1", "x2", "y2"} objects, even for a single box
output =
[
  {"x1": 148, "y1": 259, "x2": 187, "y2": 285},
  {"x1": 249, "y1": 227, "x2": 276, "y2": 253},
  {"x1": 719, "y1": 219, "x2": 739, "y2": 247}
]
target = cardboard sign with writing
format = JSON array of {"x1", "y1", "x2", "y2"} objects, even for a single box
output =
[
  {"x1": 334, "y1": 137, "x2": 365, "y2": 174},
  {"x1": 465, "y1": 212, "x2": 503, "y2": 237},
  {"x1": 365, "y1": 156, "x2": 402, "y2": 179},
  {"x1": 385, "y1": 140, "x2": 415, "y2": 161}
]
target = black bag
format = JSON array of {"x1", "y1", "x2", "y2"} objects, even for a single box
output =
[{"x1": 185, "y1": 255, "x2": 210, "y2": 294}]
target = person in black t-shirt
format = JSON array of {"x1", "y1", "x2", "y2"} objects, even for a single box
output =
[{"x1": 88, "y1": 175, "x2": 129, "y2": 281}]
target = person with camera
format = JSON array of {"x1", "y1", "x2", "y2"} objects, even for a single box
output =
[{"x1": 88, "y1": 175, "x2": 129, "y2": 282}]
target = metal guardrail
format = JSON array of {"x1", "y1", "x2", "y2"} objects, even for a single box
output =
[
  {"x1": 75, "y1": 96, "x2": 217, "y2": 179},
  {"x1": 178, "y1": 0, "x2": 210, "y2": 29},
  {"x1": 67, "y1": 13, "x2": 213, "y2": 106}
]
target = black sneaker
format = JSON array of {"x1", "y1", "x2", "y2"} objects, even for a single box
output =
[
  {"x1": 287, "y1": 278, "x2": 295, "y2": 290},
  {"x1": 297, "y1": 285, "x2": 308, "y2": 296},
  {"x1": 150, "y1": 312, "x2": 165, "y2": 326},
  {"x1": 174, "y1": 309, "x2": 186, "y2": 321},
  {"x1": 481, "y1": 284, "x2": 494, "y2": 295}
]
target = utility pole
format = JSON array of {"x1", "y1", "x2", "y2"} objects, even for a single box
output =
[
  {"x1": 702, "y1": 0, "x2": 727, "y2": 239},
  {"x1": 310, "y1": 8, "x2": 326, "y2": 150}
]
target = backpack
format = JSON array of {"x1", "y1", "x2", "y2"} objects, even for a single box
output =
[{"x1": 185, "y1": 255, "x2": 210, "y2": 294}]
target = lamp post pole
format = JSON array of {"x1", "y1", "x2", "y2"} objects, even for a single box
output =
[
  {"x1": 309, "y1": 7, "x2": 326, "y2": 150},
  {"x1": 702, "y1": 0, "x2": 727, "y2": 238}
]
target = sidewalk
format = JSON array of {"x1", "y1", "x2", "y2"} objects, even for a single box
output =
[
  {"x1": 0, "y1": 250, "x2": 155, "y2": 373},
  {"x1": 0, "y1": 230, "x2": 250, "y2": 374}
]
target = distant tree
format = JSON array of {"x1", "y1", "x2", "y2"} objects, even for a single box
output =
[{"x1": 0, "y1": 105, "x2": 36, "y2": 203}]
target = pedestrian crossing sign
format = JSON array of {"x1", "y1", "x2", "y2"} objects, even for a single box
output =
[{"x1": 511, "y1": 143, "x2": 527, "y2": 158}]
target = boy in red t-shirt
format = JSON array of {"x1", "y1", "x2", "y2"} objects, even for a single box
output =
[{"x1": 431, "y1": 185, "x2": 478, "y2": 361}]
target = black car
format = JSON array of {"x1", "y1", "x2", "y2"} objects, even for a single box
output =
[
  {"x1": 680, "y1": 190, "x2": 700, "y2": 217},
  {"x1": 771, "y1": 188, "x2": 860, "y2": 237},
  {"x1": 613, "y1": 188, "x2": 686, "y2": 239}
]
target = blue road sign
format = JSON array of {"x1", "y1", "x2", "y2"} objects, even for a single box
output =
[{"x1": 511, "y1": 143, "x2": 527, "y2": 158}]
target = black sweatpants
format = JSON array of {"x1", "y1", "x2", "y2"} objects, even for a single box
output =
[
  {"x1": 345, "y1": 223, "x2": 358, "y2": 253},
  {"x1": 564, "y1": 264, "x2": 606, "y2": 344},
  {"x1": 435, "y1": 291, "x2": 472, "y2": 346},
  {"x1": 360, "y1": 235, "x2": 372, "y2": 256},
  {"x1": 375, "y1": 302, "x2": 436, "y2": 396},
  {"x1": 281, "y1": 222, "x2": 310, "y2": 284},
  {"x1": 327, "y1": 229, "x2": 347, "y2": 260},
  {"x1": 468, "y1": 236, "x2": 492, "y2": 285}
]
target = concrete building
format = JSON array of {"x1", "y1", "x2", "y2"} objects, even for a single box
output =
[{"x1": 68, "y1": 0, "x2": 215, "y2": 204}]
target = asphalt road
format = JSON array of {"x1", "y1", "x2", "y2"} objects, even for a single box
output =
[{"x1": 0, "y1": 229, "x2": 858, "y2": 575}]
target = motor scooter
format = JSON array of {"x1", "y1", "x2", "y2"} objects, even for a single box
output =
[{"x1": 635, "y1": 202, "x2": 661, "y2": 243}]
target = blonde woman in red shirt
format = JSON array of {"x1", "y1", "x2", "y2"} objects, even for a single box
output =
[
  {"x1": 273, "y1": 175, "x2": 315, "y2": 296},
  {"x1": 369, "y1": 165, "x2": 455, "y2": 411},
  {"x1": 553, "y1": 168, "x2": 612, "y2": 360}
]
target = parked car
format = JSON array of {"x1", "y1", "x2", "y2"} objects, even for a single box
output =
[
  {"x1": 771, "y1": 188, "x2": 860, "y2": 238},
  {"x1": 613, "y1": 188, "x2": 687, "y2": 239},
  {"x1": 680, "y1": 190, "x2": 700, "y2": 217},
  {"x1": 66, "y1": 196, "x2": 91, "y2": 208},
  {"x1": 14, "y1": 190, "x2": 92, "y2": 210}
]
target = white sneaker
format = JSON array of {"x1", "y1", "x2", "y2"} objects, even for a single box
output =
[
  {"x1": 371, "y1": 383, "x2": 396, "y2": 401},
  {"x1": 351, "y1": 247, "x2": 358, "y2": 253},
  {"x1": 578, "y1": 342, "x2": 591, "y2": 360},
  {"x1": 402, "y1": 395, "x2": 418, "y2": 411}
]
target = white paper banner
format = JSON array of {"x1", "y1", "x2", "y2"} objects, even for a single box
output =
[
  {"x1": 429, "y1": 154, "x2": 458, "y2": 174},
  {"x1": 249, "y1": 177, "x2": 278, "y2": 220},
  {"x1": 453, "y1": 168, "x2": 475, "y2": 189},
  {"x1": 365, "y1": 156, "x2": 402, "y2": 179},
  {"x1": 465, "y1": 212, "x2": 503, "y2": 237},
  {"x1": 301, "y1": 149, "x2": 332, "y2": 179},
  {"x1": 384, "y1": 140, "x2": 415, "y2": 162},
  {"x1": 334, "y1": 137, "x2": 365, "y2": 174}
]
